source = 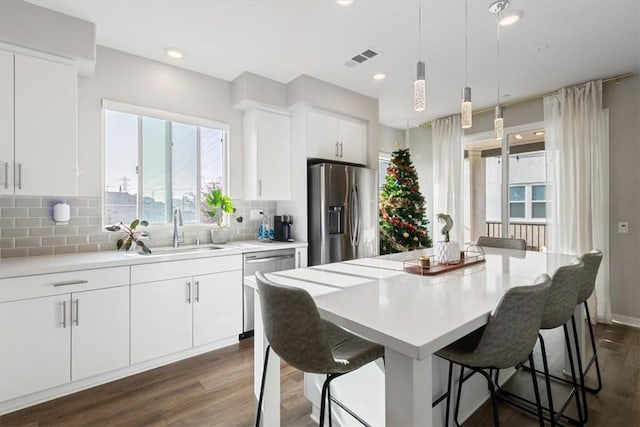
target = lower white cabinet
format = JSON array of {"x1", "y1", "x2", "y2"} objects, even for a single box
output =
[
  {"x1": 131, "y1": 269, "x2": 243, "y2": 364},
  {"x1": 0, "y1": 295, "x2": 71, "y2": 401},
  {"x1": 0, "y1": 285, "x2": 129, "y2": 401}
]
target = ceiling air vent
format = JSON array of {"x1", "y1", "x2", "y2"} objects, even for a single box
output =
[{"x1": 344, "y1": 48, "x2": 380, "y2": 68}]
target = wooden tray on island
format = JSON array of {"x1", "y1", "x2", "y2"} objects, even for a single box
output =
[{"x1": 403, "y1": 251, "x2": 485, "y2": 276}]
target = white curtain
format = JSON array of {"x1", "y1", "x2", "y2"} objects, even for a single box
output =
[
  {"x1": 544, "y1": 80, "x2": 611, "y2": 323},
  {"x1": 432, "y1": 115, "x2": 463, "y2": 244}
]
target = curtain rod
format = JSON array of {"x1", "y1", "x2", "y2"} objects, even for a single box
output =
[{"x1": 420, "y1": 72, "x2": 634, "y2": 128}]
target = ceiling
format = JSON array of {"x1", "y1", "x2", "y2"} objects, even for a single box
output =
[{"x1": 28, "y1": 0, "x2": 640, "y2": 129}]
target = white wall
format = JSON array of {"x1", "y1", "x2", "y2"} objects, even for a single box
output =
[
  {"x1": 378, "y1": 124, "x2": 405, "y2": 154},
  {"x1": 407, "y1": 126, "x2": 434, "y2": 241},
  {"x1": 77, "y1": 46, "x2": 244, "y2": 199}
]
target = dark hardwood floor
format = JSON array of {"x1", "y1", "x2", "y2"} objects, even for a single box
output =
[{"x1": 1, "y1": 323, "x2": 638, "y2": 426}]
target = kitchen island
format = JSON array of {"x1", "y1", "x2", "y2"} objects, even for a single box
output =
[{"x1": 247, "y1": 247, "x2": 577, "y2": 426}]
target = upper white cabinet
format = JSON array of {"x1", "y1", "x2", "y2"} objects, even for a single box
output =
[
  {"x1": 307, "y1": 110, "x2": 366, "y2": 165},
  {"x1": 243, "y1": 109, "x2": 291, "y2": 200},
  {"x1": 0, "y1": 50, "x2": 77, "y2": 196}
]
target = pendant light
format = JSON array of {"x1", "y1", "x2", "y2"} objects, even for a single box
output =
[
  {"x1": 490, "y1": 0, "x2": 508, "y2": 140},
  {"x1": 461, "y1": 0, "x2": 472, "y2": 129},
  {"x1": 414, "y1": 1, "x2": 426, "y2": 112}
]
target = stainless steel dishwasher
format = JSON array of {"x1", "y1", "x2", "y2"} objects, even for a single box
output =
[{"x1": 241, "y1": 248, "x2": 296, "y2": 338}]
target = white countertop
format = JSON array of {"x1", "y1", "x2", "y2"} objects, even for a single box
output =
[{"x1": 0, "y1": 240, "x2": 307, "y2": 279}]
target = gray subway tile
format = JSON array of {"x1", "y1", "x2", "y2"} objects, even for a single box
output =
[
  {"x1": 41, "y1": 198, "x2": 68, "y2": 208},
  {"x1": 78, "y1": 226, "x2": 102, "y2": 235},
  {"x1": 88, "y1": 198, "x2": 100, "y2": 208},
  {"x1": 98, "y1": 242, "x2": 116, "y2": 251},
  {"x1": 54, "y1": 245, "x2": 77, "y2": 255},
  {"x1": 42, "y1": 218, "x2": 56, "y2": 227},
  {"x1": 88, "y1": 216, "x2": 101, "y2": 226},
  {"x1": 0, "y1": 197, "x2": 15, "y2": 208},
  {"x1": 16, "y1": 217, "x2": 41, "y2": 227},
  {"x1": 42, "y1": 236, "x2": 67, "y2": 246},
  {"x1": 15, "y1": 198, "x2": 42, "y2": 208},
  {"x1": 54, "y1": 226, "x2": 79, "y2": 236},
  {"x1": 89, "y1": 233, "x2": 110, "y2": 243},
  {"x1": 15, "y1": 237, "x2": 41, "y2": 248},
  {"x1": 78, "y1": 243, "x2": 99, "y2": 253},
  {"x1": 29, "y1": 247, "x2": 55, "y2": 256},
  {"x1": 0, "y1": 218, "x2": 15, "y2": 228},
  {"x1": 78, "y1": 207, "x2": 100, "y2": 217},
  {"x1": 1, "y1": 228, "x2": 28, "y2": 238},
  {"x1": 67, "y1": 235, "x2": 89, "y2": 244},
  {"x1": 29, "y1": 207, "x2": 53, "y2": 218},
  {"x1": 0, "y1": 238, "x2": 14, "y2": 249},
  {"x1": 2, "y1": 207, "x2": 29, "y2": 218},
  {"x1": 29, "y1": 227, "x2": 54, "y2": 237},
  {"x1": 67, "y1": 199, "x2": 89, "y2": 208},
  {"x1": 1, "y1": 248, "x2": 29, "y2": 258},
  {"x1": 69, "y1": 217, "x2": 90, "y2": 226}
]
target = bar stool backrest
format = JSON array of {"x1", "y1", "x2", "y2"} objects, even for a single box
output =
[
  {"x1": 577, "y1": 250, "x2": 603, "y2": 304},
  {"x1": 541, "y1": 258, "x2": 584, "y2": 330},
  {"x1": 469, "y1": 273, "x2": 551, "y2": 369},
  {"x1": 255, "y1": 272, "x2": 337, "y2": 374},
  {"x1": 477, "y1": 236, "x2": 527, "y2": 251}
]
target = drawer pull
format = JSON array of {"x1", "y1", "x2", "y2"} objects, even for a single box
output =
[
  {"x1": 53, "y1": 280, "x2": 89, "y2": 287},
  {"x1": 60, "y1": 300, "x2": 67, "y2": 328},
  {"x1": 73, "y1": 299, "x2": 80, "y2": 326}
]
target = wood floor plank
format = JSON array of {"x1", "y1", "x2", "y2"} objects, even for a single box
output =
[{"x1": 1, "y1": 323, "x2": 638, "y2": 426}]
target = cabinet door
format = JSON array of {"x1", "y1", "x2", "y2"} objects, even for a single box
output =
[
  {"x1": 255, "y1": 110, "x2": 291, "y2": 200},
  {"x1": 338, "y1": 118, "x2": 366, "y2": 165},
  {"x1": 307, "y1": 110, "x2": 339, "y2": 160},
  {"x1": 131, "y1": 279, "x2": 193, "y2": 364},
  {"x1": 193, "y1": 270, "x2": 242, "y2": 347},
  {"x1": 71, "y1": 286, "x2": 130, "y2": 381},
  {"x1": 14, "y1": 53, "x2": 77, "y2": 196},
  {"x1": 0, "y1": 50, "x2": 14, "y2": 195},
  {"x1": 0, "y1": 295, "x2": 71, "y2": 401}
]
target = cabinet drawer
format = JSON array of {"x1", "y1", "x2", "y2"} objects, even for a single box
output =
[
  {"x1": 130, "y1": 255, "x2": 242, "y2": 284},
  {"x1": 0, "y1": 267, "x2": 130, "y2": 302}
]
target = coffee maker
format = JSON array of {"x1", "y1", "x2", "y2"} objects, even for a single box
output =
[{"x1": 273, "y1": 215, "x2": 293, "y2": 242}]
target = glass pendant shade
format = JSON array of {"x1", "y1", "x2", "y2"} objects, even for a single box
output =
[
  {"x1": 494, "y1": 105, "x2": 504, "y2": 140},
  {"x1": 461, "y1": 87, "x2": 472, "y2": 128},
  {"x1": 414, "y1": 61, "x2": 426, "y2": 112}
]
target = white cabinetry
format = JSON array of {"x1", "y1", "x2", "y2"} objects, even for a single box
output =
[
  {"x1": 130, "y1": 255, "x2": 242, "y2": 364},
  {"x1": 0, "y1": 50, "x2": 77, "y2": 196},
  {"x1": 307, "y1": 110, "x2": 366, "y2": 165},
  {"x1": 0, "y1": 267, "x2": 129, "y2": 401},
  {"x1": 295, "y1": 247, "x2": 308, "y2": 268},
  {"x1": 243, "y1": 109, "x2": 291, "y2": 200}
]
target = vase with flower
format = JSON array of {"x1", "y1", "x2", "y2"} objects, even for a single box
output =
[{"x1": 205, "y1": 188, "x2": 236, "y2": 244}]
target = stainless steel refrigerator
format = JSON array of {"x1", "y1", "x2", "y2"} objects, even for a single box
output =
[{"x1": 308, "y1": 162, "x2": 378, "y2": 266}]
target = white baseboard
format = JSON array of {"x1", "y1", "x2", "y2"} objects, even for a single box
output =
[{"x1": 612, "y1": 314, "x2": 640, "y2": 329}]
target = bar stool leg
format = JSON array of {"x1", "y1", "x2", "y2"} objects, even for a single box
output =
[
  {"x1": 320, "y1": 376, "x2": 330, "y2": 427},
  {"x1": 454, "y1": 365, "x2": 465, "y2": 427},
  {"x1": 571, "y1": 315, "x2": 589, "y2": 424},
  {"x1": 445, "y1": 362, "x2": 453, "y2": 427},
  {"x1": 583, "y1": 301, "x2": 603, "y2": 393},
  {"x1": 528, "y1": 353, "x2": 545, "y2": 427},
  {"x1": 255, "y1": 345, "x2": 271, "y2": 427},
  {"x1": 537, "y1": 333, "x2": 556, "y2": 426},
  {"x1": 563, "y1": 324, "x2": 585, "y2": 427},
  {"x1": 327, "y1": 374, "x2": 333, "y2": 427}
]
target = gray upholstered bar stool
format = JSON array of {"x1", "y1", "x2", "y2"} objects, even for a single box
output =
[
  {"x1": 476, "y1": 236, "x2": 527, "y2": 251},
  {"x1": 436, "y1": 273, "x2": 552, "y2": 427},
  {"x1": 498, "y1": 258, "x2": 586, "y2": 426},
  {"x1": 254, "y1": 272, "x2": 384, "y2": 427}
]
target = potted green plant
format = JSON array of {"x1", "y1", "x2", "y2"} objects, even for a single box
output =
[
  {"x1": 105, "y1": 219, "x2": 152, "y2": 254},
  {"x1": 205, "y1": 188, "x2": 236, "y2": 244}
]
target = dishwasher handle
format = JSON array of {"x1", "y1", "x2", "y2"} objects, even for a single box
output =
[{"x1": 244, "y1": 254, "x2": 295, "y2": 264}]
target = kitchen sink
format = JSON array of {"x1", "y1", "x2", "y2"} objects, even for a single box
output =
[{"x1": 129, "y1": 244, "x2": 228, "y2": 256}]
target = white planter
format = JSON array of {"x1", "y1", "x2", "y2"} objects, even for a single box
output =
[
  {"x1": 434, "y1": 241, "x2": 461, "y2": 264},
  {"x1": 210, "y1": 228, "x2": 229, "y2": 244}
]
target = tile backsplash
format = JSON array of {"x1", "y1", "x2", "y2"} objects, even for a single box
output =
[{"x1": 0, "y1": 196, "x2": 277, "y2": 258}]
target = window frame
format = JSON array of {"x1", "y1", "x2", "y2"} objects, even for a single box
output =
[
  {"x1": 102, "y1": 99, "x2": 230, "y2": 227},
  {"x1": 508, "y1": 183, "x2": 547, "y2": 223}
]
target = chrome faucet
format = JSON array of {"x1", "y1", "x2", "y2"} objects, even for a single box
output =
[{"x1": 172, "y1": 207, "x2": 183, "y2": 248}]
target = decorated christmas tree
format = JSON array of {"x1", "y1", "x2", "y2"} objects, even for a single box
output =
[{"x1": 379, "y1": 147, "x2": 432, "y2": 254}]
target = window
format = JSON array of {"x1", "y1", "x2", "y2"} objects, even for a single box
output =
[
  {"x1": 104, "y1": 104, "x2": 227, "y2": 225},
  {"x1": 509, "y1": 186, "x2": 525, "y2": 218},
  {"x1": 379, "y1": 154, "x2": 391, "y2": 190},
  {"x1": 531, "y1": 184, "x2": 546, "y2": 219},
  {"x1": 507, "y1": 183, "x2": 546, "y2": 222}
]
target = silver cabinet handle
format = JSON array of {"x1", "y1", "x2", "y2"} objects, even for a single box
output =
[
  {"x1": 60, "y1": 300, "x2": 67, "y2": 328},
  {"x1": 186, "y1": 281, "x2": 191, "y2": 303},
  {"x1": 258, "y1": 179, "x2": 263, "y2": 197},
  {"x1": 53, "y1": 280, "x2": 89, "y2": 287},
  {"x1": 296, "y1": 251, "x2": 300, "y2": 268},
  {"x1": 244, "y1": 254, "x2": 295, "y2": 264},
  {"x1": 195, "y1": 280, "x2": 200, "y2": 303},
  {"x1": 16, "y1": 162, "x2": 22, "y2": 190},
  {"x1": 335, "y1": 141, "x2": 339, "y2": 157},
  {"x1": 339, "y1": 142, "x2": 343, "y2": 158},
  {"x1": 3, "y1": 162, "x2": 7, "y2": 189},
  {"x1": 72, "y1": 299, "x2": 79, "y2": 326}
]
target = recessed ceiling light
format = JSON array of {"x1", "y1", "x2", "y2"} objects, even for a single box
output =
[
  {"x1": 373, "y1": 73, "x2": 386, "y2": 80},
  {"x1": 336, "y1": 0, "x2": 354, "y2": 5},
  {"x1": 534, "y1": 131, "x2": 545, "y2": 136},
  {"x1": 515, "y1": 134, "x2": 523, "y2": 140},
  {"x1": 499, "y1": 10, "x2": 524, "y2": 26},
  {"x1": 164, "y1": 48, "x2": 184, "y2": 59}
]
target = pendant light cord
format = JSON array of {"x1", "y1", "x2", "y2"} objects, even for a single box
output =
[
  {"x1": 496, "y1": 14, "x2": 501, "y2": 105},
  {"x1": 464, "y1": 0, "x2": 468, "y2": 86},
  {"x1": 418, "y1": 0, "x2": 422, "y2": 60}
]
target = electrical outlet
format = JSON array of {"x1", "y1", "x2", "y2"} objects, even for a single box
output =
[
  {"x1": 618, "y1": 221, "x2": 629, "y2": 234},
  {"x1": 249, "y1": 209, "x2": 263, "y2": 220}
]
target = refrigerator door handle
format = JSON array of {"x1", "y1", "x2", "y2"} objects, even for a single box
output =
[
  {"x1": 348, "y1": 185, "x2": 356, "y2": 247},
  {"x1": 353, "y1": 184, "x2": 361, "y2": 246}
]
